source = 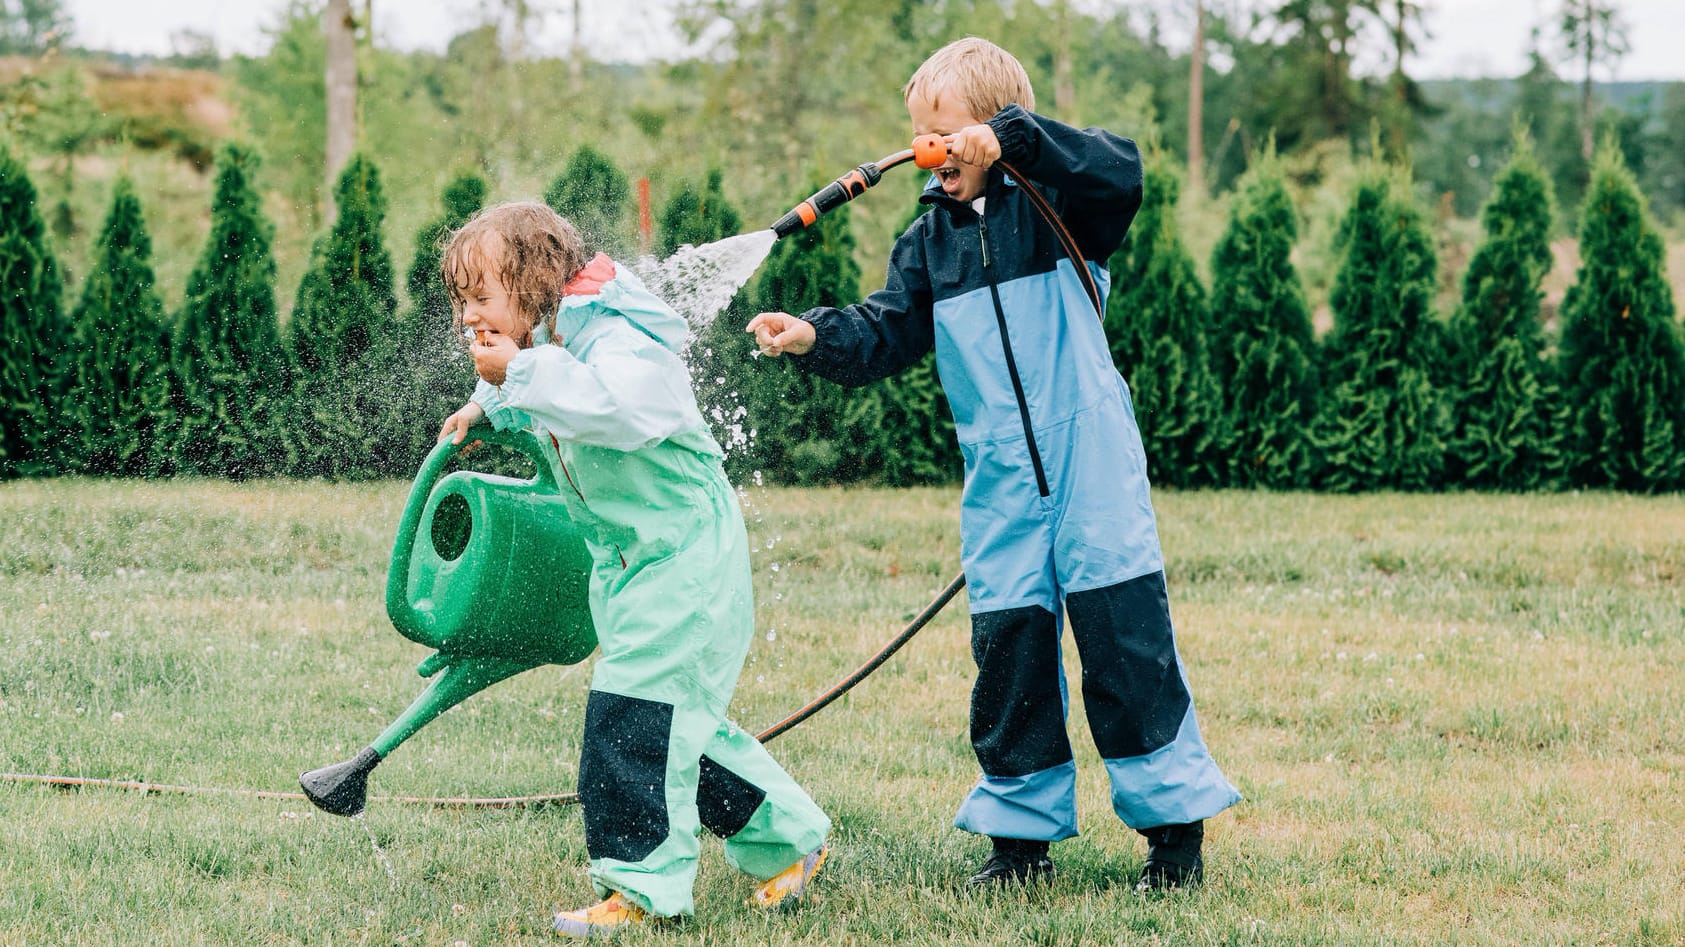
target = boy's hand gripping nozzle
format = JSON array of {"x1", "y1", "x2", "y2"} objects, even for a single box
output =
[{"x1": 769, "y1": 134, "x2": 952, "y2": 239}]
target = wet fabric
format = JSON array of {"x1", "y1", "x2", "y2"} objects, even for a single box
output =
[
  {"x1": 790, "y1": 106, "x2": 1239, "y2": 839},
  {"x1": 472, "y1": 259, "x2": 829, "y2": 917}
]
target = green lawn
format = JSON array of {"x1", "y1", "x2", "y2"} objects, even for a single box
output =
[{"x1": 2, "y1": 478, "x2": 1682, "y2": 945}]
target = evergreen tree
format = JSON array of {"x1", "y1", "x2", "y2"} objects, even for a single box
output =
[
  {"x1": 749, "y1": 192, "x2": 863, "y2": 484},
  {"x1": 544, "y1": 144, "x2": 631, "y2": 256},
  {"x1": 1105, "y1": 162, "x2": 1223, "y2": 488},
  {"x1": 171, "y1": 144, "x2": 285, "y2": 480},
  {"x1": 660, "y1": 170, "x2": 759, "y2": 474},
  {"x1": 357, "y1": 172, "x2": 488, "y2": 477},
  {"x1": 1445, "y1": 134, "x2": 1561, "y2": 490},
  {"x1": 289, "y1": 155, "x2": 395, "y2": 376},
  {"x1": 66, "y1": 178, "x2": 172, "y2": 477},
  {"x1": 1209, "y1": 153, "x2": 1319, "y2": 489},
  {"x1": 1311, "y1": 165, "x2": 1447, "y2": 492},
  {"x1": 0, "y1": 147, "x2": 69, "y2": 479},
  {"x1": 285, "y1": 154, "x2": 398, "y2": 479},
  {"x1": 1555, "y1": 139, "x2": 1685, "y2": 491},
  {"x1": 657, "y1": 169, "x2": 741, "y2": 254}
]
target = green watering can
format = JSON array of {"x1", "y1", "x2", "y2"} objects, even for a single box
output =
[{"x1": 300, "y1": 425, "x2": 596, "y2": 816}]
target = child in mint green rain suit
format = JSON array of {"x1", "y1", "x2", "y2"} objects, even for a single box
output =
[{"x1": 437, "y1": 202, "x2": 830, "y2": 936}]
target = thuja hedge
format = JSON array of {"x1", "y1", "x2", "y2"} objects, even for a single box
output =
[{"x1": 3, "y1": 142, "x2": 1683, "y2": 492}]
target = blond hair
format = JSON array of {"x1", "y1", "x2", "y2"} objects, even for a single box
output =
[
  {"x1": 441, "y1": 201, "x2": 591, "y2": 344},
  {"x1": 903, "y1": 37, "x2": 1035, "y2": 121}
]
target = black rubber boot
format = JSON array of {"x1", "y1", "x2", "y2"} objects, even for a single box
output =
[
  {"x1": 1136, "y1": 820, "x2": 1204, "y2": 892},
  {"x1": 967, "y1": 837, "x2": 1056, "y2": 888}
]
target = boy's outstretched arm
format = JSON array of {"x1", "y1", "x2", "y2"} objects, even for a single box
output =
[
  {"x1": 988, "y1": 103, "x2": 1144, "y2": 262},
  {"x1": 744, "y1": 231, "x2": 936, "y2": 389}
]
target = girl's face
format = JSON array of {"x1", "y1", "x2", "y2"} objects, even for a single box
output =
[
  {"x1": 457, "y1": 236, "x2": 528, "y2": 345},
  {"x1": 908, "y1": 89, "x2": 988, "y2": 203}
]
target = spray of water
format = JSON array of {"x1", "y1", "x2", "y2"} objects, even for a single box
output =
[{"x1": 628, "y1": 229, "x2": 778, "y2": 337}]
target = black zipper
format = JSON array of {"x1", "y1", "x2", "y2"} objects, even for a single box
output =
[{"x1": 978, "y1": 213, "x2": 1051, "y2": 498}]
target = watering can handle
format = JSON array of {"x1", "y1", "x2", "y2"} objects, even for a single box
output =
[{"x1": 385, "y1": 425, "x2": 562, "y2": 635}]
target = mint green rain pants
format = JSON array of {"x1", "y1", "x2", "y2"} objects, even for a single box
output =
[
  {"x1": 473, "y1": 257, "x2": 830, "y2": 918},
  {"x1": 561, "y1": 436, "x2": 830, "y2": 918}
]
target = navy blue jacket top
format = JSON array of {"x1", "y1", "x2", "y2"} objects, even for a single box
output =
[{"x1": 791, "y1": 104, "x2": 1142, "y2": 479}]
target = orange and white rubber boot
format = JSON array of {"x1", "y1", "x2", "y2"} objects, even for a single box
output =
[{"x1": 750, "y1": 844, "x2": 829, "y2": 910}]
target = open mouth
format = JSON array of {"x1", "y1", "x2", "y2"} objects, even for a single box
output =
[{"x1": 936, "y1": 167, "x2": 961, "y2": 185}]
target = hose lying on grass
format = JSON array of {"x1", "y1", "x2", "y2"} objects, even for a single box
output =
[{"x1": 2, "y1": 573, "x2": 967, "y2": 809}]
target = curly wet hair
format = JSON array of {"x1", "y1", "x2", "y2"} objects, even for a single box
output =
[{"x1": 441, "y1": 201, "x2": 592, "y2": 345}]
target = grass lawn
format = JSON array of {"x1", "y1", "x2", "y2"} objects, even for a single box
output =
[{"x1": 2, "y1": 477, "x2": 1683, "y2": 945}]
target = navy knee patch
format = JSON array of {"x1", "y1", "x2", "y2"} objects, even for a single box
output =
[
  {"x1": 970, "y1": 605, "x2": 1074, "y2": 777},
  {"x1": 578, "y1": 690, "x2": 673, "y2": 863},
  {"x1": 1065, "y1": 572, "x2": 1191, "y2": 759},
  {"x1": 696, "y1": 754, "x2": 766, "y2": 838}
]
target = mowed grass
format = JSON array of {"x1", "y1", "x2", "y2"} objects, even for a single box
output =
[{"x1": 2, "y1": 477, "x2": 1683, "y2": 945}]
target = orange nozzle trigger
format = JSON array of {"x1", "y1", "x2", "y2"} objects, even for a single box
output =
[{"x1": 912, "y1": 134, "x2": 951, "y2": 170}]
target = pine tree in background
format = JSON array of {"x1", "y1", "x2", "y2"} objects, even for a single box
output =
[
  {"x1": 544, "y1": 144, "x2": 631, "y2": 256},
  {"x1": 1555, "y1": 139, "x2": 1685, "y2": 492},
  {"x1": 66, "y1": 178, "x2": 172, "y2": 477},
  {"x1": 1104, "y1": 162, "x2": 1223, "y2": 488},
  {"x1": 0, "y1": 147, "x2": 68, "y2": 478},
  {"x1": 1445, "y1": 134, "x2": 1560, "y2": 490},
  {"x1": 171, "y1": 144, "x2": 285, "y2": 480},
  {"x1": 657, "y1": 169, "x2": 741, "y2": 254},
  {"x1": 1105, "y1": 159, "x2": 1173, "y2": 377},
  {"x1": 659, "y1": 170, "x2": 760, "y2": 474},
  {"x1": 289, "y1": 155, "x2": 394, "y2": 377},
  {"x1": 357, "y1": 172, "x2": 488, "y2": 476},
  {"x1": 1312, "y1": 166, "x2": 1447, "y2": 492},
  {"x1": 749, "y1": 193, "x2": 863, "y2": 483},
  {"x1": 285, "y1": 154, "x2": 398, "y2": 479},
  {"x1": 1209, "y1": 152, "x2": 1319, "y2": 489}
]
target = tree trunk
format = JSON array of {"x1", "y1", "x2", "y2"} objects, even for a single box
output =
[
  {"x1": 1054, "y1": 0, "x2": 1075, "y2": 115},
  {"x1": 324, "y1": 0, "x2": 357, "y2": 215},
  {"x1": 1187, "y1": 0, "x2": 1205, "y2": 197},
  {"x1": 1581, "y1": 46, "x2": 1595, "y2": 160}
]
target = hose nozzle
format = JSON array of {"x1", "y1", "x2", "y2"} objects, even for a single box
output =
[
  {"x1": 911, "y1": 133, "x2": 950, "y2": 170},
  {"x1": 770, "y1": 163, "x2": 885, "y2": 239}
]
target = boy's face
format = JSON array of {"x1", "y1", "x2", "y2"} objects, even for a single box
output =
[{"x1": 908, "y1": 90, "x2": 988, "y2": 203}]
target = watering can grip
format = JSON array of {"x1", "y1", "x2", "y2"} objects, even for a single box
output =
[{"x1": 385, "y1": 425, "x2": 561, "y2": 635}]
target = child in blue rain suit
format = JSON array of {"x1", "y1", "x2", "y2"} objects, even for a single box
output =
[
  {"x1": 748, "y1": 38, "x2": 1240, "y2": 891},
  {"x1": 438, "y1": 202, "x2": 829, "y2": 936}
]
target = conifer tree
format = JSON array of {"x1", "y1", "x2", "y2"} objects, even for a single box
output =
[
  {"x1": 749, "y1": 194, "x2": 862, "y2": 483},
  {"x1": 657, "y1": 169, "x2": 741, "y2": 254},
  {"x1": 1445, "y1": 134, "x2": 1561, "y2": 490},
  {"x1": 1555, "y1": 139, "x2": 1685, "y2": 491},
  {"x1": 171, "y1": 144, "x2": 285, "y2": 480},
  {"x1": 1209, "y1": 153, "x2": 1319, "y2": 489},
  {"x1": 289, "y1": 155, "x2": 395, "y2": 377},
  {"x1": 544, "y1": 144, "x2": 631, "y2": 256},
  {"x1": 359, "y1": 173, "x2": 488, "y2": 477},
  {"x1": 659, "y1": 171, "x2": 757, "y2": 473},
  {"x1": 67, "y1": 178, "x2": 172, "y2": 477},
  {"x1": 1312, "y1": 166, "x2": 1447, "y2": 492},
  {"x1": 1104, "y1": 162, "x2": 1224, "y2": 488},
  {"x1": 286, "y1": 155, "x2": 398, "y2": 479},
  {"x1": 0, "y1": 147, "x2": 68, "y2": 478}
]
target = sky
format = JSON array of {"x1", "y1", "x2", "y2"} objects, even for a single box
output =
[{"x1": 62, "y1": 0, "x2": 1685, "y2": 82}]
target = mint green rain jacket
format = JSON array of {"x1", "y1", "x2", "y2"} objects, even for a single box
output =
[{"x1": 468, "y1": 254, "x2": 827, "y2": 917}]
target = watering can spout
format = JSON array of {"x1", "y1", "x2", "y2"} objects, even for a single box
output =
[{"x1": 300, "y1": 747, "x2": 382, "y2": 816}]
